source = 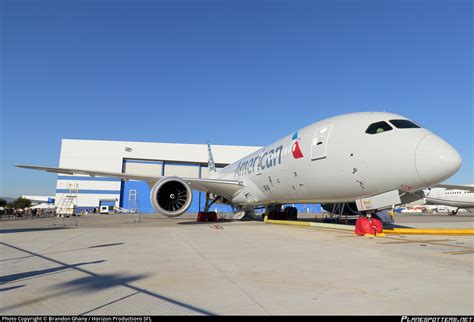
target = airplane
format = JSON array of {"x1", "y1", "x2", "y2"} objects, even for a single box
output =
[
  {"x1": 422, "y1": 184, "x2": 474, "y2": 214},
  {"x1": 17, "y1": 112, "x2": 462, "y2": 227},
  {"x1": 320, "y1": 184, "x2": 474, "y2": 218}
]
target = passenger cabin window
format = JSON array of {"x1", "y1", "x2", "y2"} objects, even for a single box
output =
[
  {"x1": 389, "y1": 119, "x2": 421, "y2": 129},
  {"x1": 365, "y1": 121, "x2": 393, "y2": 134}
]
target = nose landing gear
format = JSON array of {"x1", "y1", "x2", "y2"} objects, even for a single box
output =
[{"x1": 449, "y1": 208, "x2": 460, "y2": 216}]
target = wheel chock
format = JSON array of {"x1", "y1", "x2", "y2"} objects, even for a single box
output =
[{"x1": 357, "y1": 233, "x2": 386, "y2": 238}]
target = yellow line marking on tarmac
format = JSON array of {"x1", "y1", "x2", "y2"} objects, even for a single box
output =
[
  {"x1": 265, "y1": 219, "x2": 474, "y2": 254},
  {"x1": 380, "y1": 239, "x2": 454, "y2": 244},
  {"x1": 265, "y1": 218, "x2": 474, "y2": 236},
  {"x1": 383, "y1": 228, "x2": 474, "y2": 235},
  {"x1": 265, "y1": 219, "x2": 474, "y2": 251},
  {"x1": 443, "y1": 250, "x2": 474, "y2": 255}
]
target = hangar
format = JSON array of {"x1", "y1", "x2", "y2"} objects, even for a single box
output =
[
  {"x1": 55, "y1": 139, "x2": 322, "y2": 214},
  {"x1": 55, "y1": 139, "x2": 260, "y2": 213}
]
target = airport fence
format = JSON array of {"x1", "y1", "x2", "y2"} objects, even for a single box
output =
[{"x1": 0, "y1": 211, "x2": 56, "y2": 221}]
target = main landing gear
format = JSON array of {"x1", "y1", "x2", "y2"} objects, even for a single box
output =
[
  {"x1": 354, "y1": 212, "x2": 384, "y2": 236},
  {"x1": 197, "y1": 193, "x2": 219, "y2": 222},
  {"x1": 264, "y1": 205, "x2": 298, "y2": 221}
]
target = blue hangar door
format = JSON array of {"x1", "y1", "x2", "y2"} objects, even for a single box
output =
[
  {"x1": 120, "y1": 159, "x2": 163, "y2": 213},
  {"x1": 120, "y1": 159, "x2": 205, "y2": 213}
]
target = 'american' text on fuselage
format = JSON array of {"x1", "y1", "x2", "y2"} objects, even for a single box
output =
[{"x1": 234, "y1": 145, "x2": 284, "y2": 178}]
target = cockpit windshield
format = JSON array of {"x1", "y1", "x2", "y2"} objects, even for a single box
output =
[
  {"x1": 365, "y1": 121, "x2": 393, "y2": 134},
  {"x1": 389, "y1": 119, "x2": 421, "y2": 129}
]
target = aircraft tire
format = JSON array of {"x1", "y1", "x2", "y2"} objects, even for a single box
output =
[{"x1": 285, "y1": 207, "x2": 298, "y2": 220}]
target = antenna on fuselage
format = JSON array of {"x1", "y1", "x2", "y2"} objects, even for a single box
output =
[{"x1": 207, "y1": 141, "x2": 216, "y2": 174}]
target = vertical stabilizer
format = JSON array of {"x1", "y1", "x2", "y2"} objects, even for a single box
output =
[{"x1": 207, "y1": 142, "x2": 216, "y2": 174}]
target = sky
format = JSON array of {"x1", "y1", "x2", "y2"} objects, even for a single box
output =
[{"x1": 0, "y1": 0, "x2": 472, "y2": 198}]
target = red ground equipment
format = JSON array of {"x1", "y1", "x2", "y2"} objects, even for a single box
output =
[
  {"x1": 354, "y1": 217, "x2": 383, "y2": 236},
  {"x1": 197, "y1": 211, "x2": 218, "y2": 222}
]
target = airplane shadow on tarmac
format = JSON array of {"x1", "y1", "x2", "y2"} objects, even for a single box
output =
[
  {"x1": 177, "y1": 219, "x2": 236, "y2": 225},
  {"x1": 88, "y1": 243, "x2": 125, "y2": 248},
  {"x1": 0, "y1": 242, "x2": 215, "y2": 315},
  {"x1": 0, "y1": 242, "x2": 125, "y2": 263},
  {"x1": 0, "y1": 284, "x2": 25, "y2": 292},
  {"x1": 0, "y1": 260, "x2": 106, "y2": 284},
  {"x1": 0, "y1": 227, "x2": 68, "y2": 234}
]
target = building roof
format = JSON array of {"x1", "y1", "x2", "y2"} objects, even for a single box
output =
[{"x1": 59, "y1": 139, "x2": 261, "y2": 171}]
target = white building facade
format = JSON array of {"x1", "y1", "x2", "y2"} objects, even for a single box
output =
[{"x1": 55, "y1": 139, "x2": 260, "y2": 213}]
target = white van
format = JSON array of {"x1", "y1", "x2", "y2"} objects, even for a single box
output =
[{"x1": 99, "y1": 205, "x2": 109, "y2": 214}]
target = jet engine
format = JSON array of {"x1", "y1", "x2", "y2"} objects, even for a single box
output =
[{"x1": 150, "y1": 177, "x2": 193, "y2": 217}]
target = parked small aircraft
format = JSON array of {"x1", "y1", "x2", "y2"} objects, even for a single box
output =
[{"x1": 423, "y1": 184, "x2": 474, "y2": 214}]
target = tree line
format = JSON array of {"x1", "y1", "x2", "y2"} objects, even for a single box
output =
[{"x1": 0, "y1": 197, "x2": 32, "y2": 210}]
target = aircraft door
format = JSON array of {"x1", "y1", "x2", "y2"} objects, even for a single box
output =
[{"x1": 311, "y1": 124, "x2": 333, "y2": 161}]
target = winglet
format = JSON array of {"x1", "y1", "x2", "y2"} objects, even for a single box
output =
[{"x1": 207, "y1": 142, "x2": 216, "y2": 174}]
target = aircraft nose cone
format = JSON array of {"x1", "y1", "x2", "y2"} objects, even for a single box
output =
[{"x1": 415, "y1": 134, "x2": 461, "y2": 185}]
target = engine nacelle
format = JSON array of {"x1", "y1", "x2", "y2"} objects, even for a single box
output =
[{"x1": 150, "y1": 177, "x2": 193, "y2": 217}]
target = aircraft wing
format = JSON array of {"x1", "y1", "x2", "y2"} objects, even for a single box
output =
[
  {"x1": 433, "y1": 183, "x2": 474, "y2": 192},
  {"x1": 16, "y1": 165, "x2": 243, "y2": 196}
]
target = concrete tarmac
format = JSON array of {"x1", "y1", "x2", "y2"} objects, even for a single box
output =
[{"x1": 1, "y1": 213, "x2": 473, "y2": 315}]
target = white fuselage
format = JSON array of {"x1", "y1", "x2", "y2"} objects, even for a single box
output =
[
  {"x1": 210, "y1": 112, "x2": 461, "y2": 207},
  {"x1": 424, "y1": 187, "x2": 474, "y2": 209}
]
